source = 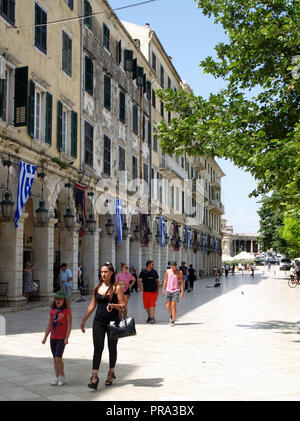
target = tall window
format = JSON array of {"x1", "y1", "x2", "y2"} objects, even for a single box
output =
[
  {"x1": 84, "y1": 121, "x2": 93, "y2": 167},
  {"x1": 84, "y1": 0, "x2": 92, "y2": 29},
  {"x1": 103, "y1": 135, "x2": 111, "y2": 176},
  {"x1": 103, "y1": 23, "x2": 110, "y2": 51},
  {"x1": 133, "y1": 104, "x2": 138, "y2": 135},
  {"x1": 152, "y1": 52, "x2": 156, "y2": 72},
  {"x1": 85, "y1": 55, "x2": 93, "y2": 95},
  {"x1": 61, "y1": 108, "x2": 68, "y2": 153},
  {"x1": 152, "y1": 90, "x2": 156, "y2": 109},
  {"x1": 0, "y1": 65, "x2": 14, "y2": 123},
  {"x1": 182, "y1": 191, "x2": 185, "y2": 214},
  {"x1": 168, "y1": 77, "x2": 171, "y2": 89},
  {"x1": 160, "y1": 101, "x2": 164, "y2": 118},
  {"x1": 119, "y1": 91, "x2": 126, "y2": 123},
  {"x1": 64, "y1": 0, "x2": 73, "y2": 10},
  {"x1": 34, "y1": 90, "x2": 42, "y2": 139},
  {"x1": 143, "y1": 163, "x2": 149, "y2": 193},
  {"x1": 119, "y1": 146, "x2": 126, "y2": 171},
  {"x1": 104, "y1": 74, "x2": 111, "y2": 111},
  {"x1": 1, "y1": 0, "x2": 15, "y2": 25},
  {"x1": 160, "y1": 65, "x2": 164, "y2": 88},
  {"x1": 62, "y1": 31, "x2": 72, "y2": 77},
  {"x1": 132, "y1": 155, "x2": 138, "y2": 181},
  {"x1": 35, "y1": 3, "x2": 47, "y2": 54},
  {"x1": 57, "y1": 101, "x2": 77, "y2": 157},
  {"x1": 153, "y1": 131, "x2": 158, "y2": 152}
]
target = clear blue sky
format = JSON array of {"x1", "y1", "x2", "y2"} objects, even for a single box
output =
[{"x1": 111, "y1": 0, "x2": 260, "y2": 233}]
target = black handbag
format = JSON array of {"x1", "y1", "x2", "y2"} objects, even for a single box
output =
[{"x1": 107, "y1": 309, "x2": 136, "y2": 340}]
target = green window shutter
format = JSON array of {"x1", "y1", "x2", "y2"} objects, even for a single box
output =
[
  {"x1": 136, "y1": 67, "x2": 144, "y2": 87},
  {"x1": 71, "y1": 110, "x2": 77, "y2": 158},
  {"x1": 104, "y1": 74, "x2": 111, "y2": 111},
  {"x1": 45, "y1": 92, "x2": 52, "y2": 145},
  {"x1": 132, "y1": 58, "x2": 137, "y2": 80},
  {"x1": 28, "y1": 79, "x2": 35, "y2": 137},
  {"x1": 14, "y1": 66, "x2": 28, "y2": 127},
  {"x1": 57, "y1": 100, "x2": 63, "y2": 151},
  {"x1": 124, "y1": 49, "x2": 133, "y2": 72}
]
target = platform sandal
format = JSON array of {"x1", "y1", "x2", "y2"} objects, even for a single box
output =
[
  {"x1": 88, "y1": 373, "x2": 99, "y2": 390},
  {"x1": 105, "y1": 370, "x2": 116, "y2": 386}
]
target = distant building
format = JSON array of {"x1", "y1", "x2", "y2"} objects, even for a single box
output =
[{"x1": 221, "y1": 219, "x2": 259, "y2": 257}]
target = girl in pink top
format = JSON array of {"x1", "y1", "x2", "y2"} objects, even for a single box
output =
[{"x1": 115, "y1": 263, "x2": 136, "y2": 315}]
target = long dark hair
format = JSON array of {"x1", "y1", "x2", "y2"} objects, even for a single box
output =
[{"x1": 94, "y1": 261, "x2": 116, "y2": 300}]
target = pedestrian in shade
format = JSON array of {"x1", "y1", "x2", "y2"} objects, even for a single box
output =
[
  {"x1": 130, "y1": 267, "x2": 138, "y2": 293},
  {"x1": 188, "y1": 264, "x2": 196, "y2": 291},
  {"x1": 162, "y1": 261, "x2": 184, "y2": 326},
  {"x1": 138, "y1": 261, "x2": 159, "y2": 324},
  {"x1": 23, "y1": 261, "x2": 35, "y2": 305},
  {"x1": 81, "y1": 262, "x2": 125, "y2": 390}
]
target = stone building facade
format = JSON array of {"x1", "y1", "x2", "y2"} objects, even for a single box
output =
[
  {"x1": 221, "y1": 219, "x2": 259, "y2": 258},
  {"x1": 0, "y1": 0, "x2": 225, "y2": 307}
]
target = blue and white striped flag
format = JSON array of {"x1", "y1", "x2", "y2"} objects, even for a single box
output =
[
  {"x1": 187, "y1": 226, "x2": 191, "y2": 251},
  {"x1": 116, "y1": 199, "x2": 122, "y2": 244},
  {"x1": 160, "y1": 216, "x2": 165, "y2": 248},
  {"x1": 14, "y1": 160, "x2": 36, "y2": 228}
]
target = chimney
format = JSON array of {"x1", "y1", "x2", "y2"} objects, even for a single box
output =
[
  {"x1": 134, "y1": 39, "x2": 141, "y2": 49},
  {"x1": 145, "y1": 23, "x2": 150, "y2": 28}
]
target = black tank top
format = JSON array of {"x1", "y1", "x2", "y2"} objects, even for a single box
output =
[{"x1": 94, "y1": 289, "x2": 119, "y2": 323}]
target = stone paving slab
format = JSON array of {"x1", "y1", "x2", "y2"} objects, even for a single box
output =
[{"x1": 1, "y1": 268, "x2": 300, "y2": 401}]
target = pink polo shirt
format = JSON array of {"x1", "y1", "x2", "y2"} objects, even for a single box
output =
[{"x1": 115, "y1": 272, "x2": 135, "y2": 292}]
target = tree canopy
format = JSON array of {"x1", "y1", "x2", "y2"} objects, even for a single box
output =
[{"x1": 156, "y1": 0, "x2": 300, "y2": 213}]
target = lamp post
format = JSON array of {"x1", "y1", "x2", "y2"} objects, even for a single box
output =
[
  {"x1": 122, "y1": 222, "x2": 129, "y2": 239},
  {"x1": 105, "y1": 218, "x2": 114, "y2": 236},
  {"x1": 36, "y1": 171, "x2": 48, "y2": 225},
  {"x1": 165, "y1": 233, "x2": 169, "y2": 246},
  {"x1": 0, "y1": 159, "x2": 14, "y2": 220},
  {"x1": 132, "y1": 225, "x2": 140, "y2": 241},
  {"x1": 155, "y1": 230, "x2": 162, "y2": 245},
  {"x1": 63, "y1": 182, "x2": 74, "y2": 230}
]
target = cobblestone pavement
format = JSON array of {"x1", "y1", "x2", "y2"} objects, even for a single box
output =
[{"x1": 1, "y1": 267, "x2": 300, "y2": 401}]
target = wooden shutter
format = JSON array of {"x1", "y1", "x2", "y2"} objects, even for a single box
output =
[
  {"x1": 71, "y1": 110, "x2": 77, "y2": 158},
  {"x1": 148, "y1": 120, "x2": 151, "y2": 148},
  {"x1": 104, "y1": 74, "x2": 111, "y2": 111},
  {"x1": 45, "y1": 92, "x2": 52, "y2": 145},
  {"x1": 117, "y1": 40, "x2": 122, "y2": 64},
  {"x1": 119, "y1": 91, "x2": 125, "y2": 123},
  {"x1": 132, "y1": 58, "x2": 137, "y2": 80},
  {"x1": 136, "y1": 66, "x2": 144, "y2": 87},
  {"x1": 146, "y1": 81, "x2": 151, "y2": 100},
  {"x1": 14, "y1": 66, "x2": 28, "y2": 127},
  {"x1": 84, "y1": 0, "x2": 92, "y2": 29},
  {"x1": 124, "y1": 49, "x2": 133, "y2": 72},
  {"x1": 85, "y1": 55, "x2": 93, "y2": 95},
  {"x1": 57, "y1": 100, "x2": 63, "y2": 151},
  {"x1": 28, "y1": 79, "x2": 35, "y2": 137}
]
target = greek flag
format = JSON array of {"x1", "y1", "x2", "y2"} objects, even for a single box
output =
[
  {"x1": 202, "y1": 232, "x2": 206, "y2": 254},
  {"x1": 116, "y1": 199, "x2": 122, "y2": 244},
  {"x1": 15, "y1": 160, "x2": 36, "y2": 228},
  {"x1": 187, "y1": 226, "x2": 191, "y2": 251},
  {"x1": 160, "y1": 216, "x2": 165, "y2": 248}
]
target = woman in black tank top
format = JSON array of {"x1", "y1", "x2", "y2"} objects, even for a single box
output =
[{"x1": 81, "y1": 262, "x2": 125, "y2": 390}]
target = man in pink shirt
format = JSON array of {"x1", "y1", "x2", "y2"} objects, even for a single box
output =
[
  {"x1": 162, "y1": 261, "x2": 184, "y2": 326},
  {"x1": 115, "y1": 263, "x2": 136, "y2": 315}
]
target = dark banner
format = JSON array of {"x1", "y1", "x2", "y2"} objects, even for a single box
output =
[{"x1": 75, "y1": 183, "x2": 86, "y2": 237}]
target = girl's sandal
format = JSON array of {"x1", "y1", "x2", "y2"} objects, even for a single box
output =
[
  {"x1": 105, "y1": 371, "x2": 116, "y2": 386},
  {"x1": 88, "y1": 373, "x2": 99, "y2": 390}
]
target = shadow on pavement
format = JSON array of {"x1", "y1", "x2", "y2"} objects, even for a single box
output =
[
  {"x1": 2, "y1": 271, "x2": 266, "y2": 336},
  {"x1": 237, "y1": 320, "x2": 300, "y2": 334}
]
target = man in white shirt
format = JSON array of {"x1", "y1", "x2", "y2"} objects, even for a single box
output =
[{"x1": 59, "y1": 263, "x2": 73, "y2": 306}]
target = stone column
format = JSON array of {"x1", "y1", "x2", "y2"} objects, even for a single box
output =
[
  {"x1": 0, "y1": 213, "x2": 28, "y2": 306},
  {"x1": 99, "y1": 234, "x2": 116, "y2": 270},
  {"x1": 82, "y1": 229, "x2": 99, "y2": 294},
  {"x1": 160, "y1": 245, "x2": 168, "y2": 281},
  {"x1": 116, "y1": 237, "x2": 130, "y2": 272},
  {"x1": 60, "y1": 227, "x2": 78, "y2": 293},
  {"x1": 33, "y1": 217, "x2": 57, "y2": 301},
  {"x1": 130, "y1": 240, "x2": 142, "y2": 274},
  {"x1": 251, "y1": 240, "x2": 254, "y2": 253},
  {"x1": 152, "y1": 241, "x2": 161, "y2": 284}
]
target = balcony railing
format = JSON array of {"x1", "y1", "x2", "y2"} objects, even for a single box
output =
[
  {"x1": 160, "y1": 155, "x2": 188, "y2": 180},
  {"x1": 209, "y1": 199, "x2": 225, "y2": 215}
]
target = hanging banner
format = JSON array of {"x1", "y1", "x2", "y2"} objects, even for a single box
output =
[
  {"x1": 174, "y1": 222, "x2": 180, "y2": 251},
  {"x1": 116, "y1": 199, "x2": 122, "y2": 244},
  {"x1": 214, "y1": 237, "x2": 217, "y2": 252},
  {"x1": 15, "y1": 160, "x2": 36, "y2": 228},
  {"x1": 194, "y1": 231, "x2": 198, "y2": 254},
  {"x1": 141, "y1": 214, "x2": 149, "y2": 247},
  {"x1": 75, "y1": 183, "x2": 86, "y2": 237},
  {"x1": 160, "y1": 216, "x2": 165, "y2": 248},
  {"x1": 187, "y1": 226, "x2": 191, "y2": 251},
  {"x1": 202, "y1": 232, "x2": 206, "y2": 254}
]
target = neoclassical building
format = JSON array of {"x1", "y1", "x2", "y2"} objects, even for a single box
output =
[
  {"x1": 221, "y1": 219, "x2": 259, "y2": 258},
  {"x1": 0, "y1": 0, "x2": 225, "y2": 307}
]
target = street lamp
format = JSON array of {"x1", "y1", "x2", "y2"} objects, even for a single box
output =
[
  {"x1": 0, "y1": 159, "x2": 14, "y2": 220},
  {"x1": 36, "y1": 171, "x2": 48, "y2": 225},
  {"x1": 165, "y1": 233, "x2": 169, "y2": 246},
  {"x1": 132, "y1": 225, "x2": 140, "y2": 241},
  {"x1": 63, "y1": 182, "x2": 74, "y2": 230},
  {"x1": 86, "y1": 192, "x2": 96, "y2": 234},
  {"x1": 105, "y1": 218, "x2": 114, "y2": 236},
  {"x1": 122, "y1": 222, "x2": 129, "y2": 239},
  {"x1": 155, "y1": 230, "x2": 162, "y2": 245}
]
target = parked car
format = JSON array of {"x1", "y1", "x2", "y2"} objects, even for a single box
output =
[{"x1": 280, "y1": 258, "x2": 292, "y2": 271}]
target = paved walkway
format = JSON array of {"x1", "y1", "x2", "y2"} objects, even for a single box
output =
[{"x1": 1, "y1": 267, "x2": 300, "y2": 401}]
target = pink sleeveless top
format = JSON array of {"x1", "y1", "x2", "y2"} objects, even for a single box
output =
[{"x1": 166, "y1": 269, "x2": 180, "y2": 293}]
